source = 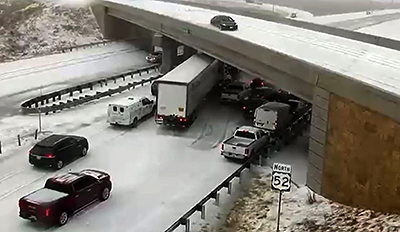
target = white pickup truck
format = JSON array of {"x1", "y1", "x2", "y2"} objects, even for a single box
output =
[{"x1": 220, "y1": 126, "x2": 269, "y2": 160}]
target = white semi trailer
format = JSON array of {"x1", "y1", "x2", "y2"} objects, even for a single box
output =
[{"x1": 154, "y1": 53, "x2": 222, "y2": 128}]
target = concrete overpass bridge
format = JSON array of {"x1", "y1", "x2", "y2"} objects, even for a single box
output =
[{"x1": 92, "y1": 0, "x2": 400, "y2": 213}]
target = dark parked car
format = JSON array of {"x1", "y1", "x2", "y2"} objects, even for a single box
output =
[
  {"x1": 210, "y1": 15, "x2": 238, "y2": 31},
  {"x1": 146, "y1": 51, "x2": 162, "y2": 63},
  {"x1": 29, "y1": 134, "x2": 89, "y2": 170},
  {"x1": 249, "y1": 78, "x2": 273, "y2": 89},
  {"x1": 19, "y1": 169, "x2": 112, "y2": 226},
  {"x1": 275, "y1": 89, "x2": 301, "y2": 103},
  {"x1": 239, "y1": 87, "x2": 278, "y2": 118}
]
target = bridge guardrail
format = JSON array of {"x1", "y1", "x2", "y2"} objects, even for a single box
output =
[
  {"x1": 164, "y1": 155, "x2": 256, "y2": 232},
  {"x1": 21, "y1": 64, "x2": 161, "y2": 115}
]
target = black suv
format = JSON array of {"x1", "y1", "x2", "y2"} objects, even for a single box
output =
[
  {"x1": 210, "y1": 15, "x2": 238, "y2": 31},
  {"x1": 239, "y1": 86, "x2": 278, "y2": 119},
  {"x1": 29, "y1": 134, "x2": 89, "y2": 170}
]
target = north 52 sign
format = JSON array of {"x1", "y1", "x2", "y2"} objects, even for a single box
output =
[{"x1": 271, "y1": 163, "x2": 292, "y2": 192}]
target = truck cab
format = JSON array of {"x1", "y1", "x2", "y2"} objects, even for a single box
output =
[{"x1": 107, "y1": 96, "x2": 155, "y2": 127}]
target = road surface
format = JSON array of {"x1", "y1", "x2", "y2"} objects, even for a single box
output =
[{"x1": 0, "y1": 42, "x2": 149, "y2": 119}]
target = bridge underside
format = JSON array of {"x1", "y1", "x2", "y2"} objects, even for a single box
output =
[{"x1": 91, "y1": 4, "x2": 400, "y2": 213}]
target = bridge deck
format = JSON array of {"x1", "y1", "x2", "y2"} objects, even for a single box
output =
[{"x1": 106, "y1": 0, "x2": 400, "y2": 101}]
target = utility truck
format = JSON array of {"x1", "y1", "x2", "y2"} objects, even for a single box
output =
[
  {"x1": 154, "y1": 53, "x2": 222, "y2": 128},
  {"x1": 253, "y1": 100, "x2": 311, "y2": 150},
  {"x1": 107, "y1": 96, "x2": 155, "y2": 127}
]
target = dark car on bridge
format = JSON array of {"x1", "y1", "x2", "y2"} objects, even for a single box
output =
[
  {"x1": 210, "y1": 15, "x2": 238, "y2": 31},
  {"x1": 29, "y1": 134, "x2": 89, "y2": 170},
  {"x1": 19, "y1": 169, "x2": 112, "y2": 226}
]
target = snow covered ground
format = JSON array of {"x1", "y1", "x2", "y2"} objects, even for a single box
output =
[
  {"x1": 0, "y1": 41, "x2": 148, "y2": 118},
  {"x1": 0, "y1": 81, "x2": 253, "y2": 231},
  {"x1": 197, "y1": 167, "x2": 400, "y2": 232},
  {"x1": 0, "y1": 0, "x2": 103, "y2": 62},
  {"x1": 357, "y1": 18, "x2": 400, "y2": 40},
  {"x1": 305, "y1": 9, "x2": 400, "y2": 24}
]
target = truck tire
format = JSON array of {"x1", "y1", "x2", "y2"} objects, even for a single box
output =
[{"x1": 58, "y1": 212, "x2": 68, "y2": 226}]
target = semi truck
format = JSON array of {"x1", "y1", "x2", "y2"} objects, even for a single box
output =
[
  {"x1": 154, "y1": 53, "x2": 222, "y2": 128},
  {"x1": 253, "y1": 100, "x2": 311, "y2": 150}
]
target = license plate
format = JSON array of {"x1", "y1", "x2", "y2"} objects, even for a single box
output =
[{"x1": 36, "y1": 156, "x2": 41, "y2": 160}]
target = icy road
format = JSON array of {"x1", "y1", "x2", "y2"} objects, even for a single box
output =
[
  {"x1": 0, "y1": 41, "x2": 148, "y2": 119},
  {"x1": 0, "y1": 83, "x2": 250, "y2": 231}
]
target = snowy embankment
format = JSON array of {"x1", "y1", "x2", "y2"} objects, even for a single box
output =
[
  {"x1": 198, "y1": 167, "x2": 400, "y2": 232},
  {"x1": 357, "y1": 17, "x2": 400, "y2": 40},
  {"x1": 304, "y1": 9, "x2": 400, "y2": 24},
  {"x1": 0, "y1": 0, "x2": 103, "y2": 62}
]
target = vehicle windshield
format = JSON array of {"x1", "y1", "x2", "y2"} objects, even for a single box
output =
[
  {"x1": 219, "y1": 16, "x2": 233, "y2": 22},
  {"x1": 44, "y1": 180, "x2": 70, "y2": 194},
  {"x1": 235, "y1": 130, "x2": 256, "y2": 139}
]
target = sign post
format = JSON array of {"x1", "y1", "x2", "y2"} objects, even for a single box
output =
[
  {"x1": 38, "y1": 86, "x2": 43, "y2": 133},
  {"x1": 271, "y1": 162, "x2": 292, "y2": 232}
]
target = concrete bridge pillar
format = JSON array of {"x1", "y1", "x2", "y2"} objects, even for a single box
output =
[
  {"x1": 90, "y1": 5, "x2": 153, "y2": 52},
  {"x1": 307, "y1": 87, "x2": 400, "y2": 213},
  {"x1": 153, "y1": 34, "x2": 180, "y2": 74}
]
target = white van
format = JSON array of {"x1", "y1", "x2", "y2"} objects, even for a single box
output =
[
  {"x1": 107, "y1": 96, "x2": 155, "y2": 127},
  {"x1": 253, "y1": 102, "x2": 292, "y2": 131}
]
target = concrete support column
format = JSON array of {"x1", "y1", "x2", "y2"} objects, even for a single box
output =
[
  {"x1": 306, "y1": 87, "x2": 330, "y2": 195},
  {"x1": 182, "y1": 46, "x2": 197, "y2": 61},
  {"x1": 90, "y1": 5, "x2": 153, "y2": 52},
  {"x1": 155, "y1": 35, "x2": 180, "y2": 74}
]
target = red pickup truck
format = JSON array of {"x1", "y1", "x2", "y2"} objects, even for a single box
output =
[{"x1": 19, "y1": 169, "x2": 112, "y2": 226}]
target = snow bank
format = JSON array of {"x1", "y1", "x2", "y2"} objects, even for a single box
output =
[
  {"x1": 357, "y1": 18, "x2": 400, "y2": 40},
  {"x1": 200, "y1": 168, "x2": 400, "y2": 231},
  {"x1": 0, "y1": 0, "x2": 103, "y2": 62},
  {"x1": 306, "y1": 9, "x2": 400, "y2": 24}
]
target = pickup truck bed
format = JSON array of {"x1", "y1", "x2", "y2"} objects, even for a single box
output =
[
  {"x1": 23, "y1": 188, "x2": 68, "y2": 203},
  {"x1": 224, "y1": 137, "x2": 254, "y2": 147}
]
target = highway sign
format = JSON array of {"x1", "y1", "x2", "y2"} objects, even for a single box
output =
[{"x1": 271, "y1": 163, "x2": 292, "y2": 192}]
